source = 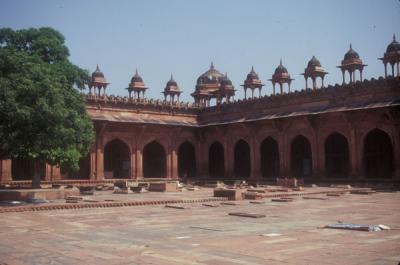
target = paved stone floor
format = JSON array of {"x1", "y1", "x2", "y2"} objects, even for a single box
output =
[{"x1": 0, "y1": 188, "x2": 399, "y2": 265}]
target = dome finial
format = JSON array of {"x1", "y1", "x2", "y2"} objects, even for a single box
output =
[
  {"x1": 393, "y1": 34, "x2": 396, "y2": 42},
  {"x1": 96, "y1": 64, "x2": 100, "y2": 71},
  {"x1": 280, "y1": 58, "x2": 282, "y2": 66},
  {"x1": 350, "y1": 43, "x2": 352, "y2": 50},
  {"x1": 225, "y1": 72, "x2": 228, "y2": 78},
  {"x1": 251, "y1": 65, "x2": 254, "y2": 72},
  {"x1": 135, "y1": 69, "x2": 138, "y2": 75},
  {"x1": 210, "y1": 61, "x2": 214, "y2": 70},
  {"x1": 170, "y1": 73, "x2": 174, "y2": 81}
]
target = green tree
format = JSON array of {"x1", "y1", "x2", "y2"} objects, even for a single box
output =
[{"x1": 0, "y1": 27, "x2": 95, "y2": 187}]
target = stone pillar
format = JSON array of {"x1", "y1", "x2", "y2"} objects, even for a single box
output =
[
  {"x1": 130, "y1": 145, "x2": 136, "y2": 179},
  {"x1": 384, "y1": 63, "x2": 387, "y2": 78},
  {"x1": 197, "y1": 141, "x2": 207, "y2": 179},
  {"x1": 251, "y1": 138, "x2": 261, "y2": 180},
  {"x1": 172, "y1": 148, "x2": 178, "y2": 179},
  {"x1": 136, "y1": 148, "x2": 143, "y2": 179},
  {"x1": 51, "y1": 166, "x2": 62, "y2": 181},
  {"x1": 225, "y1": 140, "x2": 233, "y2": 179},
  {"x1": 90, "y1": 148, "x2": 97, "y2": 180},
  {"x1": 96, "y1": 136, "x2": 104, "y2": 180},
  {"x1": 349, "y1": 127, "x2": 361, "y2": 179},
  {"x1": 392, "y1": 125, "x2": 400, "y2": 180},
  {"x1": 0, "y1": 159, "x2": 12, "y2": 182},
  {"x1": 281, "y1": 133, "x2": 289, "y2": 177},
  {"x1": 341, "y1": 70, "x2": 345, "y2": 84},
  {"x1": 44, "y1": 163, "x2": 52, "y2": 181}
]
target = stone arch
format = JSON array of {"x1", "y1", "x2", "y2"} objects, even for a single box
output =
[
  {"x1": 363, "y1": 128, "x2": 394, "y2": 178},
  {"x1": 178, "y1": 141, "x2": 196, "y2": 179},
  {"x1": 11, "y1": 159, "x2": 45, "y2": 181},
  {"x1": 260, "y1": 136, "x2": 280, "y2": 178},
  {"x1": 143, "y1": 140, "x2": 167, "y2": 178},
  {"x1": 104, "y1": 138, "x2": 130, "y2": 179},
  {"x1": 325, "y1": 132, "x2": 350, "y2": 178},
  {"x1": 209, "y1": 141, "x2": 225, "y2": 178},
  {"x1": 234, "y1": 139, "x2": 251, "y2": 179},
  {"x1": 291, "y1": 135, "x2": 312, "y2": 178}
]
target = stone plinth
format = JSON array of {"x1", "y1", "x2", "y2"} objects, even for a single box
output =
[
  {"x1": 0, "y1": 188, "x2": 80, "y2": 201},
  {"x1": 148, "y1": 182, "x2": 178, "y2": 192}
]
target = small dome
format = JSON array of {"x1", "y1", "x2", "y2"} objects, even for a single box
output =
[
  {"x1": 196, "y1": 62, "x2": 225, "y2": 85},
  {"x1": 274, "y1": 59, "x2": 288, "y2": 74},
  {"x1": 307, "y1": 56, "x2": 321, "y2": 68},
  {"x1": 166, "y1": 74, "x2": 177, "y2": 87},
  {"x1": 91, "y1": 65, "x2": 104, "y2": 78},
  {"x1": 344, "y1": 44, "x2": 360, "y2": 60},
  {"x1": 220, "y1": 73, "x2": 233, "y2": 86},
  {"x1": 386, "y1": 34, "x2": 400, "y2": 53},
  {"x1": 246, "y1": 66, "x2": 260, "y2": 80},
  {"x1": 131, "y1": 69, "x2": 143, "y2": 83}
]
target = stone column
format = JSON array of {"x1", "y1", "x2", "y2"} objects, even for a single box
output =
[
  {"x1": 251, "y1": 137, "x2": 261, "y2": 180},
  {"x1": 225, "y1": 140, "x2": 233, "y2": 179},
  {"x1": 130, "y1": 145, "x2": 136, "y2": 179},
  {"x1": 136, "y1": 148, "x2": 143, "y2": 179},
  {"x1": 90, "y1": 148, "x2": 97, "y2": 180},
  {"x1": 280, "y1": 133, "x2": 289, "y2": 177},
  {"x1": 0, "y1": 159, "x2": 12, "y2": 182},
  {"x1": 171, "y1": 147, "x2": 178, "y2": 179},
  {"x1": 96, "y1": 136, "x2": 104, "y2": 180}
]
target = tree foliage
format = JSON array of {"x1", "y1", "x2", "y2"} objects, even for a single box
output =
[{"x1": 0, "y1": 27, "x2": 94, "y2": 177}]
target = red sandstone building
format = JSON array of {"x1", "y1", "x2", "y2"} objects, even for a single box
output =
[{"x1": 1, "y1": 37, "x2": 400, "y2": 183}]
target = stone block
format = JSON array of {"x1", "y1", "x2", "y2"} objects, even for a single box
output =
[
  {"x1": 213, "y1": 188, "x2": 244, "y2": 200},
  {"x1": 148, "y1": 182, "x2": 178, "y2": 192}
]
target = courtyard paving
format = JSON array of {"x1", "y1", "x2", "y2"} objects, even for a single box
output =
[{"x1": 0, "y1": 188, "x2": 399, "y2": 265}]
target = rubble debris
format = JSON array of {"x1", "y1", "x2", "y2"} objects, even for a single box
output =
[
  {"x1": 228, "y1": 212, "x2": 266, "y2": 218},
  {"x1": 323, "y1": 222, "x2": 391, "y2": 232},
  {"x1": 131, "y1": 186, "x2": 147, "y2": 193},
  {"x1": 243, "y1": 192, "x2": 264, "y2": 200},
  {"x1": 26, "y1": 198, "x2": 48, "y2": 204},
  {"x1": 276, "y1": 177, "x2": 303, "y2": 187}
]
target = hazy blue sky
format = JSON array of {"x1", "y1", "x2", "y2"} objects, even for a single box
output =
[{"x1": 1, "y1": 0, "x2": 399, "y2": 101}]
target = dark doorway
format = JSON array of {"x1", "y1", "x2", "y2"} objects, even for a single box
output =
[
  {"x1": 234, "y1": 140, "x2": 251, "y2": 179},
  {"x1": 363, "y1": 129, "x2": 394, "y2": 178},
  {"x1": 291, "y1": 135, "x2": 312, "y2": 178},
  {"x1": 12, "y1": 159, "x2": 45, "y2": 181},
  {"x1": 209, "y1": 141, "x2": 225, "y2": 178},
  {"x1": 325, "y1": 133, "x2": 350, "y2": 178},
  {"x1": 178, "y1": 141, "x2": 196, "y2": 179},
  {"x1": 260, "y1": 137, "x2": 280, "y2": 178},
  {"x1": 104, "y1": 139, "x2": 130, "y2": 179},
  {"x1": 143, "y1": 141, "x2": 166, "y2": 178}
]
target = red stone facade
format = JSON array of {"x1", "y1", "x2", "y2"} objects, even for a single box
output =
[{"x1": 1, "y1": 39, "x2": 400, "y2": 183}]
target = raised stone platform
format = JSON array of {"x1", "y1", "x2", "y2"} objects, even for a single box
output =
[{"x1": 0, "y1": 187, "x2": 80, "y2": 201}]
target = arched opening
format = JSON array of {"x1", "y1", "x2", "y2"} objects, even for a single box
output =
[
  {"x1": 260, "y1": 137, "x2": 280, "y2": 178},
  {"x1": 104, "y1": 139, "x2": 130, "y2": 179},
  {"x1": 143, "y1": 141, "x2": 166, "y2": 178},
  {"x1": 325, "y1": 133, "x2": 350, "y2": 178},
  {"x1": 209, "y1": 141, "x2": 225, "y2": 178},
  {"x1": 12, "y1": 159, "x2": 45, "y2": 181},
  {"x1": 363, "y1": 129, "x2": 394, "y2": 178},
  {"x1": 178, "y1": 141, "x2": 196, "y2": 179},
  {"x1": 291, "y1": 135, "x2": 312, "y2": 178},
  {"x1": 234, "y1": 139, "x2": 251, "y2": 179}
]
